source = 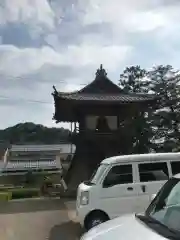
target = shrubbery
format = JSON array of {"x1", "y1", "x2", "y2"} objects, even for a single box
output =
[{"x1": 9, "y1": 188, "x2": 40, "y2": 199}]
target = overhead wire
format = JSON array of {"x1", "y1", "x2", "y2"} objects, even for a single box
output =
[
  {"x1": 0, "y1": 69, "x2": 119, "y2": 105},
  {"x1": 0, "y1": 95, "x2": 52, "y2": 105},
  {"x1": 0, "y1": 76, "x2": 88, "y2": 105}
]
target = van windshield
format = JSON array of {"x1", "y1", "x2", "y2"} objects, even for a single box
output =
[
  {"x1": 88, "y1": 164, "x2": 107, "y2": 185},
  {"x1": 136, "y1": 178, "x2": 180, "y2": 239}
]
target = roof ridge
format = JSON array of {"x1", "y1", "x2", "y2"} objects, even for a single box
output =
[{"x1": 59, "y1": 92, "x2": 154, "y2": 97}]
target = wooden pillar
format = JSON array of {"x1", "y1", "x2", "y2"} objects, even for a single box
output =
[{"x1": 70, "y1": 122, "x2": 73, "y2": 154}]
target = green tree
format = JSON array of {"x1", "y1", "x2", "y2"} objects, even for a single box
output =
[
  {"x1": 119, "y1": 65, "x2": 149, "y2": 93},
  {"x1": 0, "y1": 122, "x2": 70, "y2": 144},
  {"x1": 119, "y1": 66, "x2": 153, "y2": 153},
  {"x1": 148, "y1": 65, "x2": 180, "y2": 152}
]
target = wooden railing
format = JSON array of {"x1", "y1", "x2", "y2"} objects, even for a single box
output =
[
  {"x1": 72, "y1": 128, "x2": 121, "y2": 138},
  {"x1": 74, "y1": 126, "x2": 79, "y2": 133}
]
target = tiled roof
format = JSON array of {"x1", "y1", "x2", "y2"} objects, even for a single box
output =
[
  {"x1": 58, "y1": 92, "x2": 155, "y2": 102},
  {"x1": 10, "y1": 144, "x2": 76, "y2": 154},
  {"x1": 54, "y1": 65, "x2": 155, "y2": 103},
  {"x1": 4, "y1": 160, "x2": 59, "y2": 171}
]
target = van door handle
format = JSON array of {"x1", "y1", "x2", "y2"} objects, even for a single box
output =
[
  {"x1": 141, "y1": 185, "x2": 146, "y2": 193},
  {"x1": 127, "y1": 187, "x2": 133, "y2": 191}
]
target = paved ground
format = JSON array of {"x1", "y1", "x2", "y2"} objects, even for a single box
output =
[{"x1": 0, "y1": 199, "x2": 83, "y2": 240}]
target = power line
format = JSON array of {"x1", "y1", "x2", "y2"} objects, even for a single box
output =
[
  {"x1": 0, "y1": 71, "x2": 119, "y2": 105},
  {"x1": 0, "y1": 81, "x2": 91, "y2": 105},
  {"x1": 0, "y1": 78, "x2": 89, "y2": 105},
  {"x1": 0, "y1": 74, "x2": 89, "y2": 87},
  {"x1": 0, "y1": 95, "x2": 52, "y2": 105}
]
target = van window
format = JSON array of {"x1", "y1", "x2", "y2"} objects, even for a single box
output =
[
  {"x1": 138, "y1": 162, "x2": 169, "y2": 182},
  {"x1": 103, "y1": 164, "x2": 133, "y2": 187},
  {"x1": 89, "y1": 164, "x2": 107, "y2": 184},
  {"x1": 170, "y1": 161, "x2": 180, "y2": 175}
]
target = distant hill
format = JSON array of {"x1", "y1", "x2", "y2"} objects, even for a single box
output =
[{"x1": 0, "y1": 122, "x2": 71, "y2": 145}]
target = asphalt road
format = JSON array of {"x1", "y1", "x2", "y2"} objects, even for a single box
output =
[{"x1": 0, "y1": 199, "x2": 83, "y2": 240}]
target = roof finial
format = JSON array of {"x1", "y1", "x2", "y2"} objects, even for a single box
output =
[
  {"x1": 52, "y1": 85, "x2": 58, "y2": 95},
  {"x1": 96, "y1": 64, "x2": 107, "y2": 78}
]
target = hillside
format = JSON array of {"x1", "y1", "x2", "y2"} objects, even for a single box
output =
[{"x1": 0, "y1": 122, "x2": 70, "y2": 145}]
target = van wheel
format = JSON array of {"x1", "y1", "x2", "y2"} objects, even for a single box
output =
[{"x1": 85, "y1": 211, "x2": 109, "y2": 231}]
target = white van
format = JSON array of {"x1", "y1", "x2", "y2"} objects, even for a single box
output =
[{"x1": 76, "y1": 152, "x2": 180, "y2": 230}]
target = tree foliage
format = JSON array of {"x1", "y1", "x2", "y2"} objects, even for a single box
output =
[
  {"x1": 148, "y1": 65, "x2": 180, "y2": 152},
  {"x1": 0, "y1": 122, "x2": 70, "y2": 144},
  {"x1": 119, "y1": 65, "x2": 149, "y2": 93},
  {"x1": 119, "y1": 64, "x2": 180, "y2": 153},
  {"x1": 119, "y1": 66, "x2": 154, "y2": 153}
]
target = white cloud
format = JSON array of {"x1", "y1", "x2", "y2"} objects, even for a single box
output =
[
  {"x1": 0, "y1": 42, "x2": 132, "y2": 77},
  {"x1": 80, "y1": 0, "x2": 147, "y2": 25},
  {"x1": 0, "y1": 0, "x2": 180, "y2": 129},
  {"x1": 64, "y1": 44, "x2": 132, "y2": 70},
  {"x1": 80, "y1": 0, "x2": 163, "y2": 31},
  {"x1": 80, "y1": 0, "x2": 180, "y2": 35},
  {"x1": 0, "y1": 0, "x2": 55, "y2": 29},
  {"x1": 0, "y1": 45, "x2": 63, "y2": 76},
  {"x1": 126, "y1": 11, "x2": 167, "y2": 32}
]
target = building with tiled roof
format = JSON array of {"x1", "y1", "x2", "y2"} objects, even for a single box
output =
[
  {"x1": 52, "y1": 65, "x2": 156, "y2": 190},
  {"x1": 0, "y1": 144, "x2": 75, "y2": 176},
  {"x1": 52, "y1": 64, "x2": 155, "y2": 122}
]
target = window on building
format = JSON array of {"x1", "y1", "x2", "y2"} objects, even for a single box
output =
[
  {"x1": 170, "y1": 161, "x2": 180, "y2": 175},
  {"x1": 138, "y1": 162, "x2": 169, "y2": 182},
  {"x1": 103, "y1": 164, "x2": 133, "y2": 187}
]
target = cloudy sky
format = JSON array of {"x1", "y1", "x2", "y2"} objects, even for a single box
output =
[{"x1": 0, "y1": 0, "x2": 180, "y2": 129}]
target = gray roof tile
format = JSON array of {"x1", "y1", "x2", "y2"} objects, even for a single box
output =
[
  {"x1": 11, "y1": 144, "x2": 76, "y2": 154},
  {"x1": 58, "y1": 93, "x2": 155, "y2": 102}
]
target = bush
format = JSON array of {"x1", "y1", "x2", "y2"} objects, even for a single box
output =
[
  {"x1": 8, "y1": 191, "x2": 12, "y2": 200},
  {"x1": 0, "y1": 192, "x2": 11, "y2": 201},
  {"x1": 24, "y1": 171, "x2": 34, "y2": 185},
  {"x1": 10, "y1": 188, "x2": 40, "y2": 199}
]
